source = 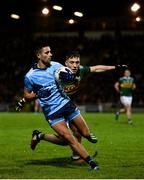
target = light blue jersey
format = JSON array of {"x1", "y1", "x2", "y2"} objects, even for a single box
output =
[{"x1": 24, "y1": 61, "x2": 71, "y2": 119}]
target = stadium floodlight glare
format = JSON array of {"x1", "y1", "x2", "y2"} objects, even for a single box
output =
[
  {"x1": 136, "y1": 16, "x2": 141, "y2": 22},
  {"x1": 10, "y1": 14, "x2": 20, "y2": 19},
  {"x1": 131, "y1": 3, "x2": 140, "y2": 12},
  {"x1": 42, "y1": 7, "x2": 49, "y2": 15},
  {"x1": 68, "y1": 19, "x2": 75, "y2": 24},
  {"x1": 53, "y1": 5, "x2": 63, "y2": 11},
  {"x1": 74, "y1": 11, "x2": 83, "y2": 17}
]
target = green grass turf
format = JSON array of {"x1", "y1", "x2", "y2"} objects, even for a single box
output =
[{"x1": 0, "y1": 112, "x2": 144, "y2": 179}]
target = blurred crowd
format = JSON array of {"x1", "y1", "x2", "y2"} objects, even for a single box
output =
[{"x1": 0, "y1": 32, "x2": 144, "y2": 110}]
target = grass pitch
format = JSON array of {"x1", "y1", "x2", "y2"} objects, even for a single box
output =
[{"x1": 0, "y1": 112, "x2": 144, "y2": 179}]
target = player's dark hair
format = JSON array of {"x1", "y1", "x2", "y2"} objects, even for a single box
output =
[
  {"x1": 34, "y1": 37, "x2": 50, "y2": 54},
  {"x1": 65, "y1": 50, "x2": 80, "y2": 60}
]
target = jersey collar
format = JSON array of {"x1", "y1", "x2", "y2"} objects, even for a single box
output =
[{"x1": 33, "y1": 63, "x2": 51, "y2": 70}]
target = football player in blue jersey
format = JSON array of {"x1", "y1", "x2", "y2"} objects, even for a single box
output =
[
  {"x1": 16, "y1": 43, "x2": 128, "y2": 165},
  {"x1": 18, "y1": 38, "x2": 100, "y2": 171}
]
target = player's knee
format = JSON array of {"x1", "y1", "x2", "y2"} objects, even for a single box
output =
[
  {"x1": 74, "y1": 123, "x2": 90, "y2": 139},
  {"x1": 79, "y1": 132, "x2": 90, "y2": 140},
  {"x1": 73, "y1": 131, "x2": 82, "y2": 140},
  {"x1": 62, "y1": 133, "x2": 76, "y2": 145}
]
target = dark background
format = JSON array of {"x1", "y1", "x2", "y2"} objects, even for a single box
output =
[
  {"x1": 0, "y1": 0, "x2": 144, "y2": 110},
  {"x1": 0, "y1": 0, "x2": 143, "y2": 32}
]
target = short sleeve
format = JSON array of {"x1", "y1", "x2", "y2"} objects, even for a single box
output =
[{"x1": 24, "y1": 76, "x2": 33, "y2": 91}]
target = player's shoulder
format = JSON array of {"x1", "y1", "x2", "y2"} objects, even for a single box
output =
[
  {"x1": 25, "y1": 67, "x2": 34, "y2": 78},
  {"x1": 120, "y1": 76, "x2": 125, "y2": 80},
  {"x1": 25, "y1": 64, "x2": 41, "y2": 78},
  {"x1": 79, "y1": 65, "x2": 88, "y2": 69},
  {"x1": 51, "y1": 61, "x2": 62, "y2": 66},
  {"x1": 79, "y1": 65, "x2": 90, "y2": 72},
  {"x1": 118, "y1": 77, "x2": 124, "y2": 83},
  {"x1": 130, "y1": 76, "x2": 135, "y2": 82},
  {"x1": 50, "y1": 61, "x2": 63, "y2": 69}
]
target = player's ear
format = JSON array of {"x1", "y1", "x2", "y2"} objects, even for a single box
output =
[
  {"x1": 65, "y1": 60, "x2": 68, "y2": 66},
  {"x1": 36, "y1": 53, "x2": 40, "y2": 59}
]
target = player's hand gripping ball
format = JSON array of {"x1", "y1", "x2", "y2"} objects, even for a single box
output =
[{"x1": 55, "y1": 66, "x2": 75, "y2": 83}]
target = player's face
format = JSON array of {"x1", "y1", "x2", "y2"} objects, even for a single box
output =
[
  {"x1": 124, "y1": 70, "x2": 131, "y2": 77},
  {"x1": 65, "y1": 57, "x2": 80, "y2": 73},
  {"x1": 37, "y1": 46, "x2": 52, "y2": 66}
]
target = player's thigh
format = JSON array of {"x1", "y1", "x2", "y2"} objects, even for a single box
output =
[
  {"x1": 72, "y1": 114, "x2": 90, "y2": 135},
  {"x1": 70, "y1": 123, "x2": 82, "y2": 139},
  {"x1": 52, "y1": 121, "x2": 75, "y2": 142},
  {"x1": 70, "y1": 123, "x2": 79, "y2": 134}
]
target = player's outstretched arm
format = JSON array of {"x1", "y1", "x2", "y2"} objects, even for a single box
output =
[
  {"x1": 90, "y1": 65, "x2": 115, "y2": 72},
  {"x1": 90, "y1": 64, "x2": 128, "y2": 73}
]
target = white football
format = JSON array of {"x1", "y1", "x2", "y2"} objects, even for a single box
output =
[{"x1": 55, "y1": 66, "x2": 73, "y2": 83}]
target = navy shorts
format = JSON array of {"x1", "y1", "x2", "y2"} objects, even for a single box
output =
[{"x1": 46, "y1": 101, "x2": 80, "y2": 126}]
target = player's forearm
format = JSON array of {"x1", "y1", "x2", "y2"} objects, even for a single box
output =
[
  {"x1": 90, "y1": 65, "x2": 115, "y2": 72},
  {"x1": 132, "y1": 84, "x2": 136, "y2": 90},
  {"x1": 115, "y1": 88, "x2": 120, "y2": 93},
  {"x1": 24, "y1": 91, "x2": 37, "y2": 102},
  {"x1": 114, "y1": 84, "x2": 120, "y2": 92}
]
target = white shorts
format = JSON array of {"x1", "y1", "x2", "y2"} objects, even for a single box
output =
[{"x1": 120, "y1": 96, "x2": 132, "y2": 106}]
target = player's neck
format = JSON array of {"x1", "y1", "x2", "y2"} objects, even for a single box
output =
[
  {"x1": 37, "y1": 62, "x2": 45, "y2": 68},
  {"x1": 37, "y1": 61, "x2": 50, "y2": 69}
]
